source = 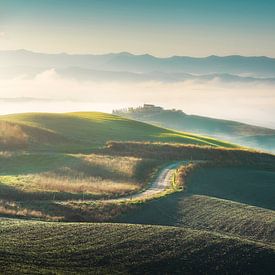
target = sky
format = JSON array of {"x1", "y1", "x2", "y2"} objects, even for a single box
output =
[
  {"x1": 0, "y1": 0, "x2": 275, "y2": 57},
  {"x1": 0, "y1": 0, "x2": 275, "y2": 131}
]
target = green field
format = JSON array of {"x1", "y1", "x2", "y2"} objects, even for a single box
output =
[
  {"x1": 0, "y1": 112, "x2": 236, "y2": 152},
  {"x1": 0, "y1": 138, "x2": 274, "y2": 222},
  {"x1": 0, "y1": 112, "x2": 241, "y2": 221},
  {"x1": 114, "y1": 105, "x2": 275, "y2": 153},
  {"x1": 0, "y1": 152, "x2": 160, "y2": 201},
  {"x1": 117, "y1": 165, "x2": 275, "y2": 245},
  {"x1": 0, "y1": 219, "x2": 274, "y2": 274},
  {"x1": 0, "y1": 112, "x2": 275, "y2": 273},
  {"x1": 0, "y1": 150, "x2": 164, "y2": 221},
  {"x1": 185, "y1": 167, "x2": 275, "y2": 210}
]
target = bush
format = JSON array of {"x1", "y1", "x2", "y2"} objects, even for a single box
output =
[{"x1": 0, "y1": 121, "x2": 28, "y2": 149}]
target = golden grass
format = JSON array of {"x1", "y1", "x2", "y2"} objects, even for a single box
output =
[
  {"x1": 0, "y1": 121, "x2": 28, "y2": 148},
  {"x1": 0, "y1": 200, "x2": 61, "y2": 221},
  {"x1": 174, "y1": 162, "x2": 203, "y2": 190},
  {"x1": 0, "y1": 153, "x2": 151, "y2": 199},
  {"x1": 25, "y1": 154, "x2": 143, "y2": 196},
  {"x1": 27, "y1": 173, "x2": 140, "y2": 195},
  {"x1": 60, "y1": 200, "x2": 137, "y2": 222},
  {"x1": 82, "y1": 154, "x2": 142, "y2": 178},
  {"x1": 0, "y1": 151, "x2": 14, "y2": 158}
]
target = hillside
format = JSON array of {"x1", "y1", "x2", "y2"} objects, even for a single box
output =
[
  {"x1": 109, "y1": 142, "x2": 275, "y2": 244},
  {"x1": 0, "y1": 130, "x2": 274, "y2": 274},
  {"x1": 0, "y1": 219, "x2": 274, "y2": 274},
  {"x1": 118, "y1": 193, "x2": 275, "y2": 245},
  {"x1": 1, "y1": 141, "x2": 275, "y2": 222},
  {"x1": 0, "y1": 112, "x2": 236, "y2": 152},
  {"x1": 113, "y1": 106, "x2": 275, "y2": 152},
  {"x1": 117, "y1": 160, "x2": 275, "y2": 245}
]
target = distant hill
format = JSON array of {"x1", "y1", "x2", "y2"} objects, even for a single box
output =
[
  {"x1": 0, "y1": 112, "x2": 235, "y2": 152},
  {"x1": 1, "y1": 50, "x2": 275, "y2": 77},
  {"x1": 113, "y1": 105, "x2": 275, "y2": 152}
]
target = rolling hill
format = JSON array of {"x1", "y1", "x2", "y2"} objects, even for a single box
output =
[
  {"x1": 0, "y1": 112, "x2": 236, "y2": 152},
  {"x1": 0, "y1": 112, "x2": 274, "y2": 274},
  {"x1": 1, "y1": 141, "x2": 274, "y2": 222},
  {"x1": 0, "y1": 120, "x2": 274, "y2": 274},
  {"x1": 0, "y1": 219, "x2": 274, "y2": 274},
  {"x1": 110, "y1": 142, "x2": 275, "y2": 246},
  {"x1": 117, "y1": 160, "x2": 275, "y2": 245},
  {"x1": 113, "y1": 106, "x2": 275, "y2": 153}
]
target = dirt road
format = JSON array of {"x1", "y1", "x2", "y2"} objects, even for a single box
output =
[{"x1": 112, "y1": 162, "x2": 185, "y2": 201}]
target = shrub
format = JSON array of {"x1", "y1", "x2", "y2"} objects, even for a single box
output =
[{"x1": 0, "y1": 121, "x2": 28, "y2": 149}]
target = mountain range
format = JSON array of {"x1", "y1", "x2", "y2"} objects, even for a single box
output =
[{"x1": 1, "y1": 50, "x2": 275, "y2": 77}]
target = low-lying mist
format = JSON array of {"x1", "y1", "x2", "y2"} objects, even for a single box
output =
[{"x1": 1, "y1": 68, "x2": 275, "y2": 129}]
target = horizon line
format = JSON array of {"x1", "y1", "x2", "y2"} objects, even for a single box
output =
[{"x1": 1, "y1": 48, "x2": 275, "y2": 59}]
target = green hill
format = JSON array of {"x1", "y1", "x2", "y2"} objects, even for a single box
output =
[
  {"x1": 0, "y1": 132, "x2": 274, "y2": 273},
  {"x1": 1, "y1": 141, "x2": 274, "y2": 222},
  {"x1": 118, "y1": 189, "x2": 275, "y2": 243},
  {"x1": 177, "y1": 195, "x2": 275, "y2": 244},
  {"x1": 113, "y1": 105, "x2": 275, "y2": 152},
  {"x1": 185, "y1": 166, "x2": 275, "y2": 210},
  {"x1": 0, "y1": 219, "x2": 274, "y2": 274},
  {"x1": 117, "y1": 159, "x2": 275, "y2": 245},
  {"x1": 0, "y1": 112, "x2": 236, "y2": 152}
]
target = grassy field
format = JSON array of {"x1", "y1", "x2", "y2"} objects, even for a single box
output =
[
  {"x1": 117, "y1": 164, "x2": 275, "y2": 245},
  {"x1": 0, "y1": 114, "x2": 275, "y2": 273},
  {"x1": 114, "y1": 105, "x2": 275, "y2": 153},
  {"x1": 0, "y1": 145, "x2": 166, "y2": 221},
  {"x1": 0, "y1": 152, "x2": 161, "y2": 202},
  {"x1": 105, "y1": 141, "x2": 275, "y2": 165},
  {"x1": 185, "y1": 167, "x2": 275, "y2": 210},
  {"x1": 0, "y1": 140, "x2": 274, "y2": 222},
  {"x1": 0, "y1": 113, "x2": 243, "y2": 221},
  {"x1": 117, "y1": 192, "x2": 275, "y2": 243},
  {"x1": 0, "y1": 219, "x2": 274, "y2": 274},
  {"x1": 0, "y1": 112, "x2": 236, "y2": 152},
  {"x1": 177, "y1": 195, "x2": 275, "y2": 244}
]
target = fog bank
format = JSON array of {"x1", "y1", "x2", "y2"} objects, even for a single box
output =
[{"x1": 0, "y1": 69, "x2": 275, "y2": 129}]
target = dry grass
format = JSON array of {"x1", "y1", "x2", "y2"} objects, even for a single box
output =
[
  {"x1": 26, "y1": 154, "x2": 146, "y2": 197},
  {"x1": 0, "y1": 200, "x2": 61, "y2": 221},
  {"x1": 0, "y1": 151, "x2": 15, "y2": 158},
  {"x1": 27, "y1": 173, "x2": 140, "y2": 196},
  {"x1": 59, "y1": 200, "x2": 137, "y2": 222},
  {"x1": 105, "y1": 141, "x2": 275, "y2": 169},
  {"x1": 83, "y1": 154, "x2": 142, "y2": 179},
  {"x1": 0, "y1": 153, "x2": 158, "y2": 200},
  {"x1": 0, "y1": 121, "x2": 28, "y2": 149},
  {"x1": 173, "y1": 162, "x2": 201, "y2": 190}
]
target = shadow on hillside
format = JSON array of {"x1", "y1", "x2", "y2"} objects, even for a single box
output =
[
  {"x1": 0, "y1": 183, "x2": 106, "y2": 201},
  {"x1": 117, "y1": 167, "x2": 275, "y2": 227},
  {"x1": 0, "y1": 153, "x2": 142, "y2": 182},
  {"x1": 116, "y1": 192, "x2": 184, "y2": 226},
  {"x1": 185, "y1": 166, "x2": 275, "y2": 211}
]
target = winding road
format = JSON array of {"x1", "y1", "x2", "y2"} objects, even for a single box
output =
[
  {"x1": 0, "y1": 162, "x2": 186, "y2": 221},
  {"x1": 112, "y1": 162, "x2": 185, "y2": 201}
]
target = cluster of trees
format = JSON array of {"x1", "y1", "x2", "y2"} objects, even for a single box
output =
[{"x1": 113, "y1": 105, "x2": 184, "y2": 115}]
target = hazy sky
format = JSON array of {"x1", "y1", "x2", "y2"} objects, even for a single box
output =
[{"x1": 1, "y1": 0, "x2": 275, "y2": 57}]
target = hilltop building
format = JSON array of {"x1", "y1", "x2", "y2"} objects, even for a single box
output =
[{"x1": 143, "y1": 104, "x2": 163, "y2": 111}]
